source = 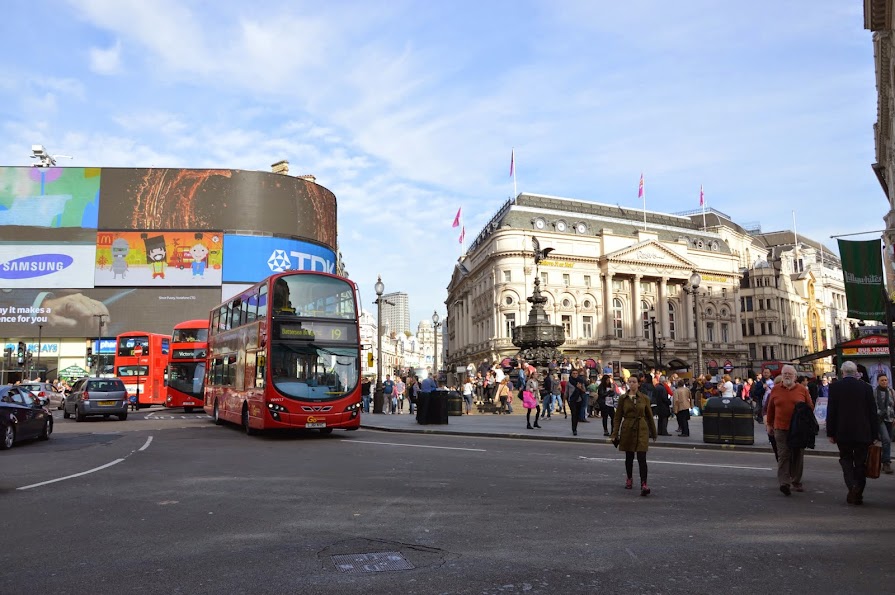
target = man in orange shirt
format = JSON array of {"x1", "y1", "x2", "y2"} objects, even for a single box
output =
[{"x1": 766, "y1": 364, "x2": 814, "y2": 496}]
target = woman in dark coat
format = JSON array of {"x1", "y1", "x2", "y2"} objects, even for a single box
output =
[{"x1": 610, "y1": 375, "x2": 658, "y2": 496}]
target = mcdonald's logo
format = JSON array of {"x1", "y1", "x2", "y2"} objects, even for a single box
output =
[{"x1": 97, "y1": 233, "x2": 114, "y2": 246}]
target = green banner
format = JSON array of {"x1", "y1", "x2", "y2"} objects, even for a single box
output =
[{"x1": 838, "y1": 239, "x2": 886, "y2": 320}]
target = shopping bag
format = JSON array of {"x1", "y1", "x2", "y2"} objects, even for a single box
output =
[{"x1": 866, "y1": 443, "x2": 881, "y2": 479}]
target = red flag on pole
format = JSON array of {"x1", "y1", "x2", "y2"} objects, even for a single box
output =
[
  {"x1": 509, "y1": 149, "x2": 515, "y2": 177},
  {"x1": 459, "y1": 226, "x2": 465, "y2": 244},
  {"x1": 699, "y1": 184, "x2": 704, "y2": 206},
  {"x1": 452, "y1": 207, "x2": 461, "y2": 228},
  {"x1": 638, "y1": 173, "x2": 644, "y2": 199}
]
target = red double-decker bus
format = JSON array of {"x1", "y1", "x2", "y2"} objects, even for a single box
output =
[
  {"x1": 115, "y1": 331, "x2": 170, "y2": 408},
  {"x1": 165, "y1": 319, "x2": 209, "y2": 413},
  {"x1": 203, "y1": 271, "x2": 362, "y2": 435}
]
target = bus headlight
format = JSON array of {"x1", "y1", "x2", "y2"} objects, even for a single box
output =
[
  {"x1": 343, "y1": 402, "x2": 362, "y2": 412},
  {"x1": 267, "y1": 402, "x2": 288, "y2": 413}
]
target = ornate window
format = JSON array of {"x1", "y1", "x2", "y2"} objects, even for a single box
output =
[
  {"x1": 613, "y1": 298, "x2": 624, "y2": 338},
  {"x1": 641, "y1": 300, "x2": 651, "y2": 339},
  {"x1": 668, "y1": 302, "x2": 676, "y2": 340}
]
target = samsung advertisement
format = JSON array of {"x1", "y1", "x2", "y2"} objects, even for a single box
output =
[{"x1": 222, "y1": 235, "x2": 337, "y2": 284}]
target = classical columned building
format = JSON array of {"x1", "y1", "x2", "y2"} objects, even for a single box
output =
[{"x1": 446, "y1": 194, "x2": 749, "y2": 377}]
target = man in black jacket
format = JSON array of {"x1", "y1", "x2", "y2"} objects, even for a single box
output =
[{"x1": 827, "y1": 361, "x2": 880, "y2": 505}]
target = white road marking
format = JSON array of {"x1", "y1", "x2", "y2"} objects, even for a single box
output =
[
  {"x1": 342, "y1": 440, "x2": 486, "y2": 452},
  {"x1": 579, "y1": 456, "x2": 771, "y2": 471},
  {"x1": 17, "y1": 459, "x2": 125, "y2": 491},
  {"x1": 139, "y1": 436, "x2": 153, "y2": 451}
]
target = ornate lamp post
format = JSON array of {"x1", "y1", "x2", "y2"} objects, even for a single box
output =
[
  {"x1": 373, "y1": 276, "x2": 385, "y2": 413},
  {"x1": 432, "y1": 311, "x2": 441, "y2": 385},
  {"x1": 686, "y1": 272, "x2": 704, "y2": 378},
  {"x1": 649, "y1": 306, "x2": 658, "y2": 371}
]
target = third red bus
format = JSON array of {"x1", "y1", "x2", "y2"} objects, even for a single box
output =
[{"x1": 115, "y1": 331, "x2": 170, "y2": 408}]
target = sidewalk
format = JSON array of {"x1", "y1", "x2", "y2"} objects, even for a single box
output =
[{"x1": 361, "y1": 409, "x2": 841, "y2": 457}]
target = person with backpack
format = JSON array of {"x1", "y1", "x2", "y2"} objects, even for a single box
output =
[
  {"x1": 873, "y1": 373, "x2": 894, "y2": 474},
  {"x1": 750, "y1": 371, "x2": 768, "y2": 421},
  {"x1": 597, "y1": 374, "x2": 616, "y2": 436},
  {"x1": 766, "y1": 365, "x2": 814, "y2": 496}
]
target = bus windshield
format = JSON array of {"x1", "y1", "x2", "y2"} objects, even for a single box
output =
[
  {"x1": 272, "y1": 275, "x2": 356, "y2": 319},
  {"x1": 118, "y1": 365, "x2": 150, "y2": 376},
  {"x1": 269, "y1": 343, "x2": 358, "y2": 400},
  {"x1": 172, "y1": 328, "x2": 208, "y2": 343},
  {"x1": 118, "y1": 336, "x2": 149, "y2": 356},
  {"x1": 168, "y1": 362, "x2": 205, "y2": 398}
]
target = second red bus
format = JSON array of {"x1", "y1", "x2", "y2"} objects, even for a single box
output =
[
  {"x1": 165, "y1": 319, "x2": 209, "y2": 412},
  {"x1": 115, "y1": 331, "x2": 170, "y2": 408}
]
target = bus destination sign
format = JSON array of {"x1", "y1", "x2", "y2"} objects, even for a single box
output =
[
  {"x1": 171, "y1": 348, "x2": 207, "y2": 360},
  {"x1": 277, "y1": 321, "x2": 357, "y2": 343}
]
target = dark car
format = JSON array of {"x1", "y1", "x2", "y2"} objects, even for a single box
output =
[
  {"x1": 63, "y1": 377, "x2": 129, "y2": 421},
  {"x1": 18, "y1": 382, "x2": 65, "y2": 410},
  {"x1": 1, "y1": 385, "x2": 53, "y2": 449}
]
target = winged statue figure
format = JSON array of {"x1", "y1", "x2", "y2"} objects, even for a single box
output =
[{"x1": 532, "y1": 236, "x2": 554, "y2": 265}]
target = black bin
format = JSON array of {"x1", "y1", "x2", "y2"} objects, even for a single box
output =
[
  {"x1": 702, "y1": 396, "x2": 754, "y2": 445},
  {"x1": 416, "y1": 391, "x2": 449, "y2": 425},
  {"x1": 447, "y1": 391, "x2": 464, "y2": 416}
]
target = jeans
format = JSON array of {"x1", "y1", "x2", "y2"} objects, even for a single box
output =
[
  {"x1": 541, "y1": 397, "x2": 554, "y2": 417},
  {"x1": 362, "y1": 394, "x2": 371, "y2": 413},
  {"x1": 579, "y1": 399, "x2": 588, "y2": 421},
  {"x1": 880, "y1": 421, "x2": 892, "y2": 464}
]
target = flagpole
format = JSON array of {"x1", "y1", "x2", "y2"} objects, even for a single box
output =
[
  {"x1": 511, "y1": 148, "x2": 517, "y2": 199},
  {"x1": 701, "y1": 185, "x2": 707, "y2": 230},
  {"x1": 639, "y1": 172, "x2": 646, "y2": 231},
  {"x1": 793, "y1": 210, "x2": 800, "y2": 269}
]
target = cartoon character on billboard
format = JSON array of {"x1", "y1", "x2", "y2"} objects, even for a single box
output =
[
  {"x1": 142, "y1": 233, "x2": 168, "y2": 280},
  {"x1": 110, "y1": 237, "x2": 129, "y2": 279},
  {"x1": 189, "y1": 232, "x2": 209, "y2": 278}
]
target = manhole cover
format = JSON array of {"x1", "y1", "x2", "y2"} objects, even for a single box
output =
[{"x1": 332, "y1": 552, "x2": 415, "y2": 573}]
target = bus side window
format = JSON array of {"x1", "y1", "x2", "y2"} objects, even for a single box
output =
[
  {"x1": 256, "y1": 353, "x2": 266, "y2": 389},
  {"x1": 257, "y1": 284, "x2": 268, "y2": 320},
  {"x1": 245, "y1": 352, "x2": 256, "y2": 388},
  {"x1": 227, "y1": 355, "x2": 238, "y2": 387}
]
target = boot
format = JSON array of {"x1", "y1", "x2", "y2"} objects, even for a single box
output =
[
  {"x1": 527, "y1": 423, "x2": 533, "y2": 429},
  {"x1": 640, "y1": 482, "x2": 651, "y2": 497},
  {"x1": 533, "y1": 421, "x2": 541, "y2": 428}
]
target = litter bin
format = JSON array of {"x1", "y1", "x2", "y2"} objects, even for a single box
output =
[
  {"x1": 416, "y1": 391, "x2": 449, "y2": 425},
  {"x1": 447, "y1": 391, "x2": 464, "y2": 416},
  {"x1": 702, "y1": 396, "x2": 754, "y2": 445}
]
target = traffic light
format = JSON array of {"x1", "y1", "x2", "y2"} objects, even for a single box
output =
[
  {"x1": 367, "y1": 351, "x2": 374, "y2": 367},
  {"x1": 3, "y1": 347, "x2": 11, "y2": 368},
  {"x1": 17, "y1": 341, "x2": 25, "y2": 365}
]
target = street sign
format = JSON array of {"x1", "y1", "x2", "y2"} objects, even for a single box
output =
[
  {"x1": 723, "y1": 360, "x2": 733, "y2": 373},
  {"x1": 60, "y1": 365, "x2": 89, "y2": 379},
  {"x1": 134, "y1": 346, "x2": 143, "y2": 357}
]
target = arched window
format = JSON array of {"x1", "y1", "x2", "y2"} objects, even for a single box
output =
[
  {"x1": 613, "y1": 298, "x2": 624, "y2": 338},
  {"x1": 668, "y1": 302, "x2": 676, "y2": 340},
  {"x1": 641, "y1": 300, "x2": 651, "y2": 339}
]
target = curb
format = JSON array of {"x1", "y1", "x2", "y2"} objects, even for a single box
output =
[{"x1": 359, "y1": 424, "x2": 842, "y2": 458}]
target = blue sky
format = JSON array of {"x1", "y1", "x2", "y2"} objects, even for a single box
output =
[{"x1": 0, "y1": 0, "x2": 881, "y2": 328}]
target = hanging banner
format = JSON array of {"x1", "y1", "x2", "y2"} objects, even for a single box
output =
[{"x1": 837, "y1": 239, "x2": 886, "y2": 320}]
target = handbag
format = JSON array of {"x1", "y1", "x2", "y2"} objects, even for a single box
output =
[{"x1": 866, "y1": 443, "x2": 882, "y2": 479}]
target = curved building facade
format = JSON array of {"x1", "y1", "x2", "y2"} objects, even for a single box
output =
[{"x1": 0, "y1": 166, "x2": 339, "y2": 382}]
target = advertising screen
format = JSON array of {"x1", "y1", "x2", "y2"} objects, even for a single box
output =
[
  {"x1": 0, "y1": 287, "x2": 220, "y2": 338},
  {"x1": 0, "y1": 167, "x2": 101, "y2": 229},
  {"x1": 97, "y1": 168, "x2": 337, "y2": 249},
  {"x1": 0, "y1": 243, "x2": 96, "y2": 288},
  {"x1": 94, "y1": 230, "x2": 223, "y2": 287},
  {"x1": 222, "y1": 235, "x2": 337, "y2": 283}
]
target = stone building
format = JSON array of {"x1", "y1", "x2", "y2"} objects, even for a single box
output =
[{"x1": 445, "y1": 194, "x2": 750, "y2": 377}]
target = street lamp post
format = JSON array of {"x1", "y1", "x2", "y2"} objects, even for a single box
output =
[
  {"x1": 649, "y1": 306, "x2": 658, "y2": 371},
  {"x1": 432, "y1": 311, "x2": 441, "y2": 385},
  {"x1": 94, "y1": 314, "x2": 107, "y2": 375},
  {"x1": 687, "y1": 272, "x2": 704, "y2": 379},
  {"x1": 373, "y1": 276, "x2": 385, "y2": 413},
  {"x1": 36, "y1": 324, "x2": 43, "y2": 380}
]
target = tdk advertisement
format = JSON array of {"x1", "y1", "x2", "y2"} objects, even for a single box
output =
[{"x1": 222, "y1": 235, "x2": 337, "y2": 283}]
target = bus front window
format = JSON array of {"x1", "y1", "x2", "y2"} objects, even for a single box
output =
[{"x1": 270, "y1": 343, "x2": 358, "y2": 400}]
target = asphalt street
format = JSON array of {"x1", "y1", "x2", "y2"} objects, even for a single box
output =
[{"x1": 1, "y1": 408, "x2": 893, "y2": 595}]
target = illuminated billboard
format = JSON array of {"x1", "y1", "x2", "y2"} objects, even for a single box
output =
[
  {"x1": 94, "y1": 230, "x2": 223, "y2": 287},
  {"x1": 222, "y1": 235, "x2": 337, "y2": 283},
  {"x1": 0, "y1": 243, "x2": 96, "y2": 288},
  {"x1": 0, "y1": 167, "x2": 100, "y2": 228},
  {"x1": 0, "y1": 287, "x2": 219, "y2": 338}
]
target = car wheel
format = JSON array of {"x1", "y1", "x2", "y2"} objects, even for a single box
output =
[
  {"x1": 1, "y1": 423, "x2": 14, "y2": 449},
  {"x1": 184, "y1": 407, "x2": 194, "y2": 413},
  {"x1": 213, "y1": 400, "x2": 223, "y2": 425},
  {"x1": 118, "y1": 413, "x2": 128, "y2": 421},
  {"x1": 319, "y1": 428, "x2": 333, "y2": 435},
  {"x1": 39, "y1": 418, "x2": 52, "y2": 440},
  {"x1": 63, "y1": 407, "x2": 71, "y2": 419},
  {"x1": 242, "y1": 405, "x2": 256, "y2": 436},
  {"x1": 75, "y1": 407, "x2": 85, "y2": 422}
]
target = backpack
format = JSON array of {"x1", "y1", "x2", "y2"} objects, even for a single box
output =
[
  {"x1": 787, "y1": 401, "x2": 818, "y2": 450},
  {"x1": 749, "y1": 380, "x2": 765, "y2": 401}
]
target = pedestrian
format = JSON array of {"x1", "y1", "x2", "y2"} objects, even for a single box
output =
[
  {"x1": 408, "y1": 376, "x2": 420, "y2": 415},
  {"x1": 655, "y1": 375, "x2": 672, "y2": 436},
  {"x1": 496, "y1": 378, "x2": 510, "y2": 414},
  {"x1": 566, "y1": 369, "x2": 588, "y2": 425},
  {"x1": 587, "y1": 374, "x2": 600, "y2": 418},
  {"x1": 873, "y1": 373, "x2": 894, "y2": 474},
  {"x1": 395, "y1": 376, "x2": 406, "y2": 414},
  {"x1": 382, "y1": 375, "x2": 395, "y2": 414},
  {"x1": 550, "y1": 372, "x2": 563, "y2": 417},
  {"x1": 540, "y1": 372, "x2": 554, "y2": 419},
  {"x1": 672, "y1": 379, "x2": 692, "y2": 437},
  {"x1": 568, "y1": 372, "x2": 587, "y2": 436},
  {"x1": 361, "y1": 376, "x2": 372, "y2": 413},
  {"x1": 524, "y1": 370, "x2": 542, "y2": 429},
  {"x1": 610, "y1": 375, "x2": 658, "y2": 496},
  {"x1": 720, "y1": 374, "x2": 734, "y2": 398},
  {"x1": 827, "y1": 361, "x2": 880, "y2": 504},
  {"x1": 766, "y1": 365, "x2": 814, "y2": 496},
  {"x1": 597, "y1": 374, "x2": 615, "y2": 436},
  {"x1": 462, "y1": 376, "x2": 474, "y2": 415}
]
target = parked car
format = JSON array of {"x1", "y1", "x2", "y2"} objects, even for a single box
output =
[
  {"x1": 63, "y1": 377, "x2": 129, "y2": 422},
  {"x1": 18, "y1": 382, "x2": 65, "y2": 410},
  {"x1": 1, "y1": 385, "x2": 53, "y2": 449}
]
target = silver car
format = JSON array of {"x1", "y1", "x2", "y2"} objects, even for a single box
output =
[
  {"x1": 19, "y1": 382, "x2": 65, "y2": 410},
  {"x1": 63, "y1": 377, "x2": 129, "y2": 422}
]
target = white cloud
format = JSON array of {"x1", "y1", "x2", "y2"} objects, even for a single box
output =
[{"x1": 89, "y1": 39, "x2": 122, "y2": 75}]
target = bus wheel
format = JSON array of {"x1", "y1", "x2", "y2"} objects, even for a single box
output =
[
  {"x1": 242, "y1": 405, "x2": 256, "y2": 436},
  {"x1": 319, "y1": 428, "x2": 333, "y2": 435},
  {"x1": 213, "y1": 401, "x2": 223, "y2": 425},
  {"x1": 184, "y1": 407, "x2": 194, "y2": 413}
]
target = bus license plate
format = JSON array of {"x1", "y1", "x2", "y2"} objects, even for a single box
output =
[
  {"x1": 306, "y1": 422, "x2": 326, "y2": 428},
  {"x1": 98, "y1": 400, "x2": 116, "y2": 406}
]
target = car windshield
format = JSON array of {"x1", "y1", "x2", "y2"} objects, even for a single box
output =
[
  {"x1": 270, "y1": 342, "x2": 358, "y2": 400},
  {"x1": 167, "y1": 362, "x2": 205, "y2": 398},
  {"x1": 87, "y1": 380, "x2": 125, "y2": 391}
]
